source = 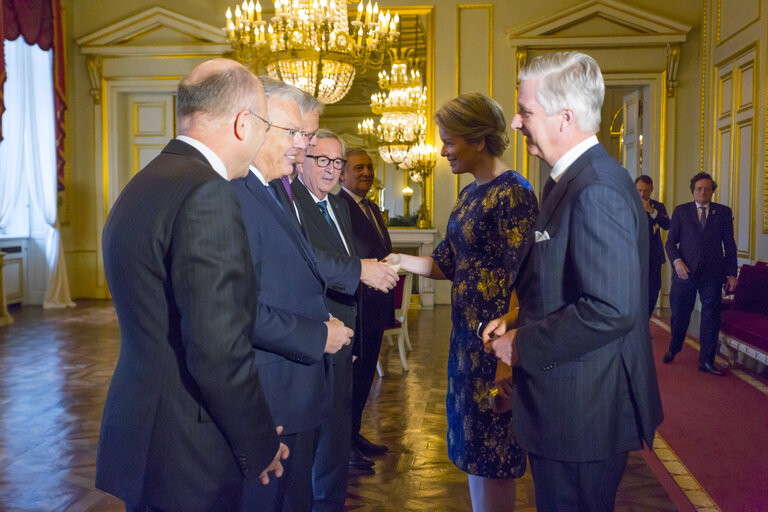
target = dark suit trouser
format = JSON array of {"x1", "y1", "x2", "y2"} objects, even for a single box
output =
[
  {"x1": 242, "y1": 428, "x2": 320, "y2": 512},
  {"x1": 312, "y1": 357, "x2": 353, "y2": 512},
  {"x1": 668, "y1": 274, "x2": 722, "y2": 365},
  {"x1": 351, "y1": 324, "x2": 385, "y2": 435},
  {"x1": 528, "y1": 451, "x2": 628, "y2": 512},
  {"x1": 648, "y1": 264, "x2": 662, "y2": 317}
]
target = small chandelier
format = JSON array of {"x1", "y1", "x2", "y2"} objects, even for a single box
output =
[
  {"x1": 404, "y1": 141, "x2": 437, "y2": 228},
  {"x1": 225, "y1": 0, "x2": 399, "y2": 104},
  {"x1": 357, "y1": 49, "x2": 426, "y2": 165}
]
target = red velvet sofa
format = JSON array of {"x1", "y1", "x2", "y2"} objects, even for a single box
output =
[{"x1": 719, "y1": 262, "x2": 768, "y2": 367}]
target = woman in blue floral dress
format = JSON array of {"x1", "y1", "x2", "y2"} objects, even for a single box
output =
[{"x1": 388, "y1": 93, "x2": 538, "y2": 511}]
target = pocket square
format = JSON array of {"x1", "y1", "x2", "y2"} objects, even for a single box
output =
[{"x1": 534, "y1": 230, "x2": 550, "y2": 243}]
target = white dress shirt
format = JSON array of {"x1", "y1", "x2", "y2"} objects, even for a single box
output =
[
  {"x1": 177, "y1": 135, "x2": 228, "y2": 181},
  {"x1": 550, "y1": 135, "x2": 599, "y2": 183}
]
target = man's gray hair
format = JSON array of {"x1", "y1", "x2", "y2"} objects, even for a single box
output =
[
  {"x1": 315, "y1": 128, "x2": 345, "y2": 155},
  {"x1": 518, "y1": 51, "x2": 605, "y2": 133},
  {"x1": 259, "y1": 75, "x2": 324, "y2": 115}
]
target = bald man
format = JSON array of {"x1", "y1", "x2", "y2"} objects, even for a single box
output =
[{"x1": 97, "y1": 59, "x2": 285, "y2": 512}]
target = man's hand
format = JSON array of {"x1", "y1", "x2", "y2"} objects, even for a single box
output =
[
  {"x1": 482, "y1": 316, "x2": 508, "y2": 346},
  {"x1": 673, "y1": 258, "x2": 690, "y2": 280},
  {"x1": 489, "y1": 330, "x2": 520, "y2": 367},
  {"x1": 259, "y1": 426, "x2": 290, "y2": 485},
  {"x1": 642, "y1": 198, "x2": 655, "y2": 215},
  {"x1": 725, "y1": 275, "x2": 738, "y2": 293},
  {"x1": 324, "y1": 316, "x2": 353, "y2": 354},
  {"x1": 360, "y1": 258, "x2": 398, "y2": 292}
]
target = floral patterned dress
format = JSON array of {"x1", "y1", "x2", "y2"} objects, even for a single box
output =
[{"x1": 432, "y1": 170, "x2": 538, "y2": 478}]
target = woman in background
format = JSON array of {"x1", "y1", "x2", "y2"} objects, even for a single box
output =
[{"x1": 387, "y1": 93, "x2": 538, "y2": 511}]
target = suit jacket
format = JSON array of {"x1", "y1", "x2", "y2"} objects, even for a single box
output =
[
  {"x1": 336, "y1": 188, "x2": 395, "y2": 332},
  {"x1": 96, "y1": 140, "x2": 278, "y2": 511},
  {"x1": 665, "y1": 201, "x2": 738, "y2": 282},
  {"x1": 231, "y1": 172, "x2": 360, "y2": 434},
  {"x1": 513, "y1": 143, "x2": 663, "y2": 462},
  {"x1": 648, "y1": 198, "x2": 670, "y2": 269},
  {"x1": 291, "y1": 178, "x2": 360, "y2": 361}
]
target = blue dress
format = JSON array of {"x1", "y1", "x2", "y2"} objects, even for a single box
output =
[{"x1": 432, "y1": 170, "x2": 538, "y2": 478}]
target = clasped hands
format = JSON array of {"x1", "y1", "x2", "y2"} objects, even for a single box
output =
[
  {"x1": 360, "y1": 258, "x2": 399, "y2": 292},
  {"x1": 482, "y1": 314, "x2": 520, "y2": 367},
  {"x1": 259, "y1": 426, "x2": 290, "y2": 485}
]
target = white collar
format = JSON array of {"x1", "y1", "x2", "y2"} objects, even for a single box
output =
[
  {"x1": 550, "y1": 135, "x2": 599, "y2": 182},
  {"x1": 248, "y1": 165, "x2": 269, "y2": 186},
  {"x1": 341, "y1": 186, "x2": 365, "y2": 203},
  {"x1": 177, "y1": 136, "x2": 228, "y2": 180}
]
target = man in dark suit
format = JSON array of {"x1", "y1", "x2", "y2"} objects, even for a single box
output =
[
  {"x1": 337, "y1": 148, "x2": 396, "y2": 471},
  {"x1": 232, "y1": 81, "x2": 356, "y2": 512},
  {"x1": 484, "y1": 51, "x2": 663, "y2": 511},
  {"x1": 663, "y1": 172, "x2": 738, "y2": 375},
  {"x1": 97, "y1": 59, "x2": 286, "y2": 512},
  {"x1": 635, "y1": 175, "x2": 671, "y2": 317},
  {"x1": 292, "y1": 129, "x2": 361, "y2": 509}
]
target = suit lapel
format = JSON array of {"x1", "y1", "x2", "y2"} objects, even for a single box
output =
[
  {"x1": 293, "y1": 180, "x2": 348, "y2": 254},
  {"x1": 329, "y1": 195, "x2": 357, "y2": 257},
  {"x1": 515, "y1": 146, "x2": 597, "y2": 269},
  {"x1": 244, "y1": 173, "x2": 325, "y2": 284}
]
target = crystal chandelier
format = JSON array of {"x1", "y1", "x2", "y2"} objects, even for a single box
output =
[
  {"x1": 404, "y1": 141, "x2": 437, "y2": 228},
  {"x1": 357, "y1": 50, "x2": 427, "y2": 165},
  {"x1": 225, "y1": 0, "x2": 399, "y2": 104}
]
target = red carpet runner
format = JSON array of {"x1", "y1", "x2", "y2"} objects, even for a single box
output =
[{"x1": 649, "y1": 319, "x2": 768, "y2": 511}]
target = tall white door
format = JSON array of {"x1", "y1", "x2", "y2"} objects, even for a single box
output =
[
  {"x1": 622, "y1": 90, "x2": 640, "y2": 178},
  {"x1": 116, "y1": 92, "x2": 175, "y2": 196}
]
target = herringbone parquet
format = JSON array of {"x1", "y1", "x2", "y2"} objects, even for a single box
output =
[{"x1": 0, "y1": 301, "x2": 675, "y2": 511}]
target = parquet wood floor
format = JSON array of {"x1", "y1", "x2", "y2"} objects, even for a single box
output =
[{"x1": 0, "y1": 301, "x2": 675, "y2": 511}]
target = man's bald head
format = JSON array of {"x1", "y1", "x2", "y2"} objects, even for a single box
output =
[{"x1": 177, "y1": 58, "x2": 265, "y2": 134}]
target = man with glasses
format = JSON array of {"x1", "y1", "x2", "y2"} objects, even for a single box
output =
[
  {"x1": 233, "y1": 81, "x2": 396, "y2": 512},
  {"x1": 291, "y1": 129, "x2": 361, "y2": 509}
]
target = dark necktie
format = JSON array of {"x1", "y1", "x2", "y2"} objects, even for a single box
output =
[
  {"x1": 360, "y1": 199, "x2": 386, "y2": 243},
  {"x1": 266, "y1": 184, "x2": 283, "y2": 209},
  {"x1": 281, "y1": 176, "x2": 294, "y2": 204},
  {"x1": 541, "y1": 177, "x2": 556, "y2": 205},
  {"x1": 699, "y1": 206, "x2": 707, "y2": 227},
  {"x1": 317, "y1": 200, "x2": 335, "y2": 229},
  {"x1": 317, "y1": 200, "x2": 346, "y2": 252}
]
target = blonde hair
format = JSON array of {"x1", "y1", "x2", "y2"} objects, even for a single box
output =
[{"x1": 433, "y1": 93, "x2": 509, "y2": 157}]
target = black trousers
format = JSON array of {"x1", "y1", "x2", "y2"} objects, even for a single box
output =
[
  {"x1": 668, "y1": 274, "x2": 722, "y2": 365},
  {"x1": 528, "y1": 451, "x2": 629, "y2": 512},
  {"x1": 648, "y1": 264, "x2": 662, "y2": 317},
  {"x1": 312, "y1": 355, "x2": 353, "y2": 512},
  {"x1": 351, "y1": 324, "x2": 385, "y2": 435},
  {"x1": 242, "y1": 428, "x2": 320, "y2": 512}
]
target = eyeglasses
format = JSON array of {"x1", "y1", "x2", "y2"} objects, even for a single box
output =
[
  {"x1": 247, "y1": 110, "x2": 317, "y2": 141},
  {"x1": 306, "y1": 154, "x2": 347, "y2": 170}
]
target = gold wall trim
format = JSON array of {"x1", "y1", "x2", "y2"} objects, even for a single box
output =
[
  {"x1": 699, "y1": 0, "x2": 708, "y2": 174},
  {"x1": 764, "y1": 49, "x2": 768, "y2": 234},
  {"x1": 456, "y1": 4, "x2": 493, "y2": 199},
  {"x1": 716, "y1": 0, "x2": 761, "y2": 47},
  {"x1": 712, "y1": 43, "x2": 758, "y2": 259}
]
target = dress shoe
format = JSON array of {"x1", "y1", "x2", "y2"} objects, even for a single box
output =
[
  {"x1": 698, "y1": 362, "x2": 723, "y2": 376},
  {"x1": 662, "y1": 351, "x2": 675, "y2": 364},
  {"x1": 349, "y1": 446, "x2": 375, "y2": 469},
  {"x1": 353, "y1": 432, "x2": 388, "y2": 456}
]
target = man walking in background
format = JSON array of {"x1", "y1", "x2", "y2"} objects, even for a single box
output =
[
  {"x1": 635, "y1": 175, "x2": 670, "y2": 317},
  {"x1": 663, "y1": 172, "x2": 738, "y2": 375}
]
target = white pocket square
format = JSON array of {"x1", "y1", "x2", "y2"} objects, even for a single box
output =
[{"x1": 534, "y1": 230, "x2": 550, "y2": 242}]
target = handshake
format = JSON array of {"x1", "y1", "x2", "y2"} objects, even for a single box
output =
[{"x1": 359, "y1": 253, "x2": 401, "y2": 292}]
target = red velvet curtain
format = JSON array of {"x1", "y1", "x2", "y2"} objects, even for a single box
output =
[{"x1": 1, "y1": 0, "x2": 67, "y2": 191}]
